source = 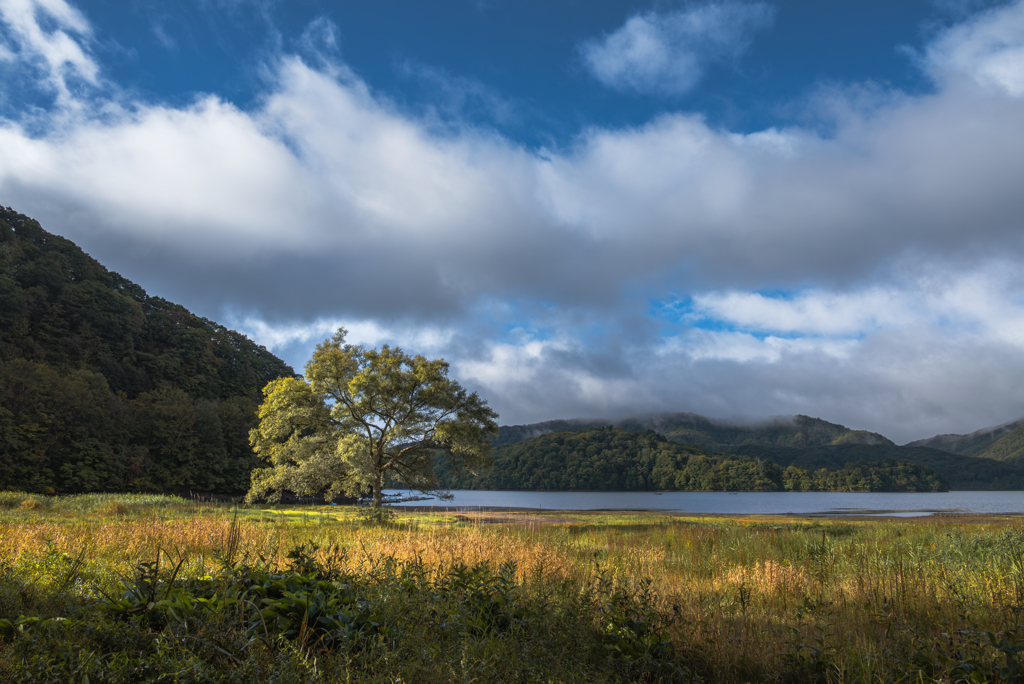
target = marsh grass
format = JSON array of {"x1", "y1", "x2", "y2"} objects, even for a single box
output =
[{"x1": 1, "y1": 494, "x2": 1023, "y2": 682}]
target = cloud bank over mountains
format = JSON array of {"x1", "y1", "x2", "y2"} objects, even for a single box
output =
[{"x1": 2, "y1": 0, "x2": 1024, "y2": 442}]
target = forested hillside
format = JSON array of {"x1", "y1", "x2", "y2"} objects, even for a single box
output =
[
  {"x1": 436, "y1": 427, "x2": 947, "y2": 492},
  {"x1": 494, "y1": 415, "x2": 1019, "y2": 490},
  {"x1": 496, "y1": 413, "x2": 894, "y2": 450},
  {"x1": 907, "y1": 419, "x2": 1024, "y2": 464},
  {"x1": 0, "y1": 207, "x2": 295, "y2": 494}
]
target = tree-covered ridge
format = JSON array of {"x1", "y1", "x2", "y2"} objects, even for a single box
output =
[
  {"x1": 620, "y1": 413, "x2": 895, "y2": 449},
  {"x1": 495, "y1": 413, "x2": 894, "y2": 451},
  {"x1": 906, "y1": 418, "x2": 1024, "y2": 464},
  {"x1": 0, "y1": 206, "x2": 296, "y2": 494},
  {"x1": 436, "y1": 427, "x2": 947, "y2": 492}
]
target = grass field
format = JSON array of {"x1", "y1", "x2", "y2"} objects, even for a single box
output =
[{"x1": 1, "y1": 491, "x2": 1023, "y2": 682}]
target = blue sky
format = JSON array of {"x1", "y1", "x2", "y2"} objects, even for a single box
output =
[{"x1": 2, "y1": 0, "x2": 1024, "y2": 442}]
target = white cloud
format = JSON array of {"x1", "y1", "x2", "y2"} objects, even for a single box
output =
[
  {"x1": 440, "y1": 261, "x2": 1024, "y2": 441},
  {"x1": 689, "y1": 263, "x2": 1024, "y2": 345},
  {"x1": 927, "y1": 0, "x2": 1024, "y2": 97},
  {"x1": 0, "y1": 0, "x2": 99, "y2": 104},
  {"x1": 237, "y1": 315, "x2": 455, "y2": 357},
  {"x1": 691, "y1": 289, "x2": 911, "y2": 335},
  {"x1": 580, "y1": 1, "x2": 774, "y2": 95},
  {"x1": 667, "y1": 329, "x2": 857, "y2": 363},
  {"x1": 2, "y1": 2, "x2": 1024, "y2": 442}
]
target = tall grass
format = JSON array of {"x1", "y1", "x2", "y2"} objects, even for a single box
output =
[{"x1": 1, "y1": 492, "x2": 1023, "y2": 682}]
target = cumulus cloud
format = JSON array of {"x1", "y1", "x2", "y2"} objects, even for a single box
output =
[
  {"x1": 2, "y1": 1, "x2": 1024, "y2": 441},
  {"x1": 580, "y1": 1, "x2": 774, "y2": 95},
  {"x1": 0, "y1": 0, "x2": 99, "y2": 105},
  {"x1": 451, "y1": 261, "x2": 1024, "y2": 442},
  {"x1": 690, "y1": 289, "x2": 911, "y2": 336},
  {"x1": 234, "y1": 315, "x2": 455, "y2": 361},
  {"x1": 927, "y1": 0, "x2": 1024, "y2": 96}
]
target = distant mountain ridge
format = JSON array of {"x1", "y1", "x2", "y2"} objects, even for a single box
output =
[
  {"x1": 441, "y1": 427, "x2": 948, "y2": 493},
  {"x1": 497, "y1": 413, "x2": 894, "y2": 450},
  {"x1": 496, "y1": 413, "x2": 1024, "y2": 490}
]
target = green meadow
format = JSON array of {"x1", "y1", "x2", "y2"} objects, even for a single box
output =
[{"x1": 1, "y1": 491, "x2": 1023, "y2": 683}]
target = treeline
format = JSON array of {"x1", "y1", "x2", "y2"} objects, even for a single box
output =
[
  {"x1": 435, "y1": 427, "x2": 948, "y2": 492},
  {"x1": 0, "y1": 207, "x2": 295, "y2": 494},
  {"x1": 728, "y1": 444, "x2": 1024, "y2": 491}
]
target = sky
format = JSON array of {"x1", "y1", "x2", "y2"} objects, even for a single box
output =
[{"x1": 2, "y1": 0, "x2": 1024, "y2": 444}]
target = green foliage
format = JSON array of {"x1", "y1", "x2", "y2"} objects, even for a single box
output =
[
  {"x1": 0, "y1": 541, "x2": 690, "y2": 683},
  {"x1": 248, "y1": 328, "x2": 498, "y2": 506},
  {"x1": 735, "y1": 444, "x2": 1021, "y2": 490},
  {"x1": 780, "y1": 459, "x2": 947, "y2": 492},
  {"x1": 437, "y1": 427, "x2": 945, "y2": 492},
  {"x1": 0, "y1": 206, "x2": 294, "y2": 494}
]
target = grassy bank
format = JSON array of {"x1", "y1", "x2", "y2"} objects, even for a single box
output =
[{"x1": 1, "y1": 492, "x2": 1023, "y2": 682}]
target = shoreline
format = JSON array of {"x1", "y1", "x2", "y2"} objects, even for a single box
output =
[{"x1": 391, "y1": 505, "x2": 1024, "y2": 522}]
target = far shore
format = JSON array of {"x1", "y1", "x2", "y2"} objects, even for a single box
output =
[{"x1": 389, "y1": 505, "x2": 1024, "y2": 524}]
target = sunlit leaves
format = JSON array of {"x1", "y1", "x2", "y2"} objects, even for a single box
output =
[{"x1": 248, "y1": 328, "x2": 499, "y2": 505}]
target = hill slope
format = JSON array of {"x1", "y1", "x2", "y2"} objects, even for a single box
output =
[
  {"x1": 0, "y1": 206, "x2": 295, "y2": 494},
  {"x1": 905, "y1": 417, "x2": 1024, "y2": 457},
  {"x1": 973, "y1": 424, "x2": 1024, "y2": 462}
]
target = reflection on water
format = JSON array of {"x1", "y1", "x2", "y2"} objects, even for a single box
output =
[{"x1": 385, "y1": 490, "x2": 1024, "y2": 515}]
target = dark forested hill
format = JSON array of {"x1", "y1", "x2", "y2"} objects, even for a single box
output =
[
  {"x1": 437, "y1": 427, "x2": 947, "y2": 492},
  {"x1": 0, "y1": 206, "x2": 295, "y2": 494}
]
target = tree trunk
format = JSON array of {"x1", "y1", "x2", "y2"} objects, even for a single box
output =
[{"x1": 372, "y1": 473, "x2": 383, "y2": 508}]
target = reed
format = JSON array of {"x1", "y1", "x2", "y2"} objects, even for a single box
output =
[{"x1": 1, "y1": 493, "x2": 1022, "y2": 682}]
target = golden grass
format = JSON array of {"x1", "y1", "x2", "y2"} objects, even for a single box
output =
[{"x1": 2, "y1": 501, "x2": 1023, "y2": 682}]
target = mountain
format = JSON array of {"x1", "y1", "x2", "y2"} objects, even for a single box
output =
[
  {"x1": 497, "y1": 413, "x2": 893, "y2": 450},
  {"x1": 0, "y1": 206, "x2": 295, "y2": 494},
  {"x1": 496, "y1": 413, "x2": 1024, "y2": 490},
  {"x1": 906, "y1": 418, "x2": 1024, "y2": 463},
  {"x1": 437, "y1": 427, "x2": 947, "y2": 492}
]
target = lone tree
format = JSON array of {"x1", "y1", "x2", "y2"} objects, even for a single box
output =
[{"x1": 246, "y1": 329, "x2": 499, "y2": 507}]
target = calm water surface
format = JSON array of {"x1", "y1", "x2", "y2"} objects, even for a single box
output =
[{"x1": 385, "y1": 490, "x2": 1024, "y2": 516}]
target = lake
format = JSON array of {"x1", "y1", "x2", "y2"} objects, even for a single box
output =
[{"x1": 384, "y1": 490, "x2": 1024, "y2": 516}]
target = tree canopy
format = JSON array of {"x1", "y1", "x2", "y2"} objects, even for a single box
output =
[{"x1": 247, "y1": 329, "x2": 499, "y2": 506}]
